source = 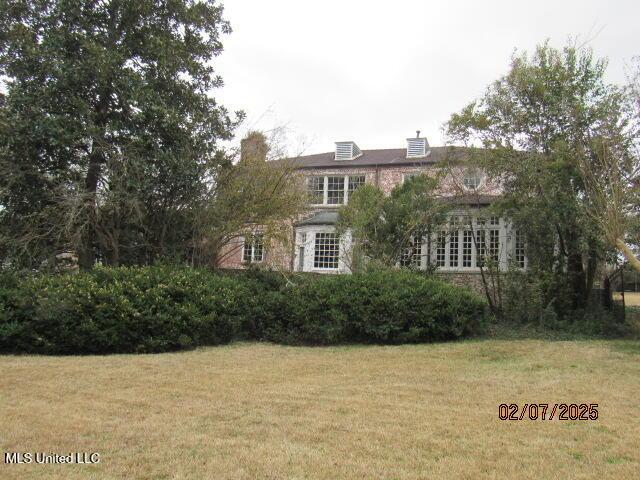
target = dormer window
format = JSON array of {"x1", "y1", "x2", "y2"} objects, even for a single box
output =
[
  {"x1": 334, "y1": 141, "x2": 362, "y2": 161},
  {"x1": 406, "y1": 134, "x2": 429, "y2": 158},
  {"x1": 462, "y1": 169, "x2": 484, "y2": 190}
]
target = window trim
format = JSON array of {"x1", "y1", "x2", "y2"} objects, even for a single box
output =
[
  {"x1": 462, "y1": 169, "x2": 485, "y2": 191},
  {"x1": 313, "y1": 232, "x2": 340, "y2": 270},
  {"x1": 243, "y1": 234, "x2": 265, "y2": 263},
  {"x1": 307, "y1": 175, "x2": 366, "y2": 206}
]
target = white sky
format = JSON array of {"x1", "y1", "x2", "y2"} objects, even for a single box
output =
[{"x1": 216, "y1": 0, "x2": 640, "y2": 155}]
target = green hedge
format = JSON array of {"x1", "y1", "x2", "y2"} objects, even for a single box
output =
[
  {"x1": 265, "y1": 271, "x2": 486, "y2": 345},
  {"x1": 0, "y1": 266, "x2": 487, "y2": 354},
  {"x1": 0, "y1": 266, "x2": 251, "y2": 354}
]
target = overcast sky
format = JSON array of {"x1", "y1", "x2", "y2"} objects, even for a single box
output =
[{"x1": 216, "y1": 0, "x2": 640, "y2": 155}]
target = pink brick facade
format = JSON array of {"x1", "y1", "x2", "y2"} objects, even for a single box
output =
[{"x1": 218, "y1": 141, "x2": 517, "y2": 293}]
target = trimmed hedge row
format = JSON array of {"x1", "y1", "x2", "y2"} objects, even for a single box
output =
[
  {"x1": 264, "y1": 271, "x2": 485, "y2": 345},
  {"x1": 0, "y1": 266, "x2": 487, "y2": 354}
]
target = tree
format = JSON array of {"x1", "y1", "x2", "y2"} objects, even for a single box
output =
[
  {"x1": 577, "y1": 57, "x2": 640, "y2": 272},
  {"x1": 192, "y1": 131, "x2": 308, "y2": 267},
  {"x1": 446, "y1": 42, "x2": 632, "y2": 313},
  {"x1": 0, "y1": 0, "x2": 241, "y2": 269},
  {"x1": 337, "y1": 174, "x2": 448, "y2": 271}
]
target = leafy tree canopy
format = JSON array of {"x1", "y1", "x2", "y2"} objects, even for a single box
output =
[
  {"x1": 0, "y1": 0, "x2": 243, "y2": 269},
  {"x1": 337, "y1": 174, "x2": 448, "y2": 271},
  {"x1": 446, "y1": 41, "x2": 637, "y2": 312}
]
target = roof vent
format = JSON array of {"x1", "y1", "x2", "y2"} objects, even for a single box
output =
[
  {"x1": 335, "y1": 141, "x2": 362, "y2": 161},
  {"x1": 406, "y1": 132, "x2": 429, "y2": 158}
]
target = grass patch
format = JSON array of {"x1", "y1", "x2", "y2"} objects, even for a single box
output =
[
  {"x1": 610, "y1": 341, "x2": 640, "y2": 355},
  {"x1": 1, "y1": 340, "x2": 639, "y2": 479}
]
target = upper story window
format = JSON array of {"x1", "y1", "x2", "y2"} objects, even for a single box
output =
[
  {"x1": 402, "y1": 173, "x2": 419, "y2": 183},
  {"x1": 348, "y1": 175, "x2": 365, "y2": 193},
  {"x1": 308, "y1": 176, "x2": 324, "y2": 204},
  {"x1": 463, "y1": 169, "x2": 484, "y2": 190},
  {"x1": 243, "y1": 234, "x2": 264, "y2": 263},
  {"x1": 327, "y1": 176, "x2": 345, "y2": 204},
  {"x1": 307, "y1": 175, "x2": 366, "y2": 205}
]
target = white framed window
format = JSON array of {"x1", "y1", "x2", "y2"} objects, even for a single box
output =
[
  {"x1": 306, "y1": 175, "x2": 366, "y2": 205},
  {"x1": 307, "y1": 176, "x2": 324, "y2": 204},
  {"x1": 449, "y1": 228, "x2": 459, "y2": 267},
  {"x1": 402, "y1": 172, "x2": 420, "y2": 183},
  {"x1": 327, "y1": 176, "x2": 345, "y2": 205},
  {"x1": 462, "y1": 230, "x2": 473, "y2": 267},
  {"x1": 475, "y1": 230, "x2": 486, "y2": 267},
  {"x1": 435, "y1": 231, "x2": 447, "y2": 267},
  {"x1": 314, "y1": 232, "x2": 339, "y2": 269},
  {"x1": 463, "y1": 169, "x2": 484, "y2": 190},
  {"x1": 400, "y1": 236, "x2": 423, "y2": 268},
  {"x1": 489, "y1": 229, "x2": 500, "y2": 262},
  {"x1": 348, "y1": 175, "x2": 365, "y2": 193},
  {"x1": 515, "y1": 230, "x2": 525, "y2": 268},
  {"x1": 243, "y1": 234, "x2": 265, "y2": 263}
]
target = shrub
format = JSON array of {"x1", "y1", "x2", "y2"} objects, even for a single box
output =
[
  {"x1": 0, "y1": 265, "x2": 252, "y2": 354},
  {"x1": 267, "y1": 270, "x2": 487, "y2": 345},
  {"x1": 0, "y1": 266, "x2": 487, "y2": 354}
]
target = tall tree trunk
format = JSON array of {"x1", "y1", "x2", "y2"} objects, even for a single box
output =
[
  {"x1": 566, "y1": 229, "x2": 586, "y2": 310},
  {"x1": 78, "y1": 156, "x2": 102, "y2": 270},
  {"x1": 584, "y1": 243, "x2": 599, "y2": 304}
]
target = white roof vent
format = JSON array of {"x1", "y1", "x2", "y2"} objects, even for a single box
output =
[
  {"x1": 406, "y1": 131, "x2": 429, "y2": 158},
  {"x1": 335, "y1": 141, "x2": 362, "y2": 161}
]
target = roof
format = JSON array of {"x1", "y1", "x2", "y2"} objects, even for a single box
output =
[
  {"x1": 295, "y1": 211, "x2": 339, "y2": 226},
  {"x1": 273, "y1": 146, "x2": 480, "y2": 169}
]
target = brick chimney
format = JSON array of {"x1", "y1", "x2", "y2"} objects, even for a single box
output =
[{"x1": 240, "y1": 131, "x2": 269, "y2": 163}]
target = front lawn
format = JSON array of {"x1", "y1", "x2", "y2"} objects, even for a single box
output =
[{"x1": 1, "y1": 340, "x2": 639, "y2": 479}]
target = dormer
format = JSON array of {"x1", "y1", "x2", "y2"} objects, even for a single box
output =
[
  {"x1": 406, "y1": 131, "x2": 430, "y2": 158},
  {"x1": 334, "y1": 141, "x2": 362, "y2": 161}
]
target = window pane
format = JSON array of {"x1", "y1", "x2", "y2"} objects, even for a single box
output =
[
  {"x1": 243, "y1": 241, "x2": 252, "y2": 262},
  {"x1": 463, "y1": 170, "x2": 483, "y2": 190},
  {"x1": 449, "y1": 229, "x2": 459, "y2": 267},
  {"x1": 243, "y1": 234, "x2": 264, "y2": 263},
  {"x1": 400, "y1": 235, "x2": 422, "y2": 268},
  {"x1": 515, "y1": 230, "x2": 525, "y2": 268},
  {"x1": 327, "y1": 176, "x2": 345, "y2": 204},
  {"x1": 314, "y1": 233, "x2": 339, "y2": 269},
  {"x1": 307, "y1": 176, "x2": 324, "y2": 204},
  {"x1": 475, "y1": 230, "x2": 486, "y2": 267},
  {"x1": 253, "y1": 234, "x2": 264, "y2": 261},
  {"x1": 348, "y1": 175, "x2": 365, "y2": 193},
  {"x1": 489, "y1": 229, "x2": 499, "y2": 262},
  {"x1": 462, "y1": 230, "x2": 473, "y2": 267},
  {"x1": 436, "y1": 231, "x2": 446, "y2": 267}
]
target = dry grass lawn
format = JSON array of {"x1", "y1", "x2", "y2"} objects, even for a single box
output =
[
  {"x1": 614, "y1": 291, "x2": 640, "y2": 306},
  {"x1": 1, "y1": 340, "x2": 639, "y2": 479}
]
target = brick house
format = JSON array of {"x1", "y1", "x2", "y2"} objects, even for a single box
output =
[{"x1": 219, "y1": 134, "x2": 525, "y2": 291}]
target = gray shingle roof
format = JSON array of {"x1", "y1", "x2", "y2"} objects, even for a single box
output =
[{"x1": 274, "y1": 146, "x2": 477, "y2": 169}]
